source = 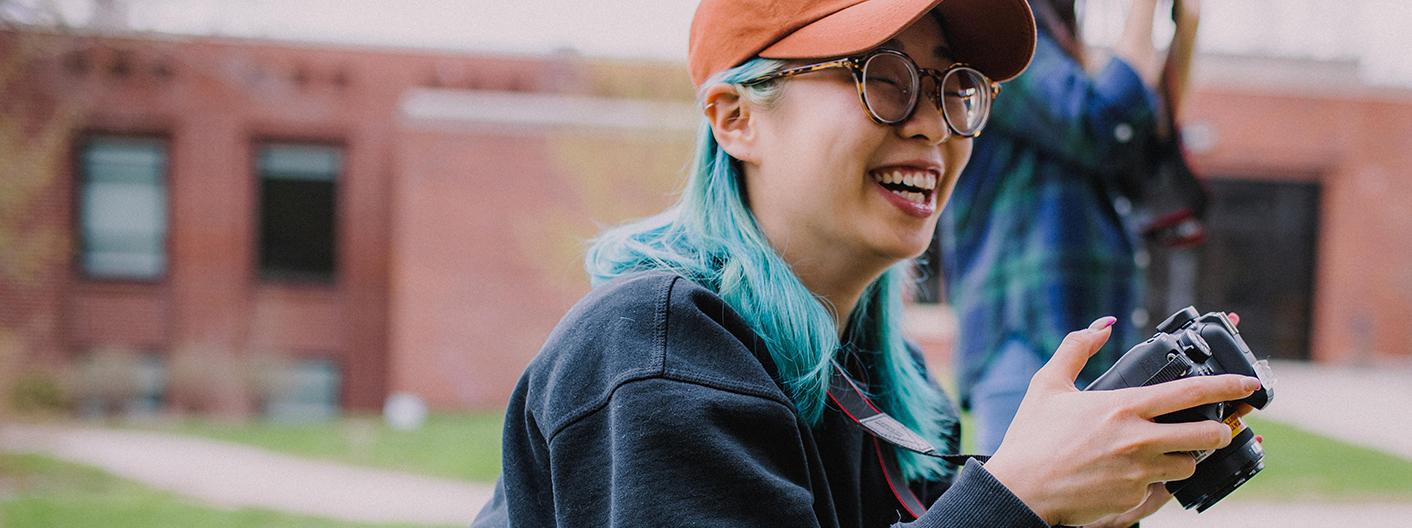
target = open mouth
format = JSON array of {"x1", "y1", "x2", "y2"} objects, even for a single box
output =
[{"x1": 869, "y1": 169, "x2": 937, "y2": 205}]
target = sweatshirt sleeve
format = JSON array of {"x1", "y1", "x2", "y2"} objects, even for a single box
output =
[
  {"x1": 546, "y1": 377, "x2": 824, "y2": 528},
  {"x1": 900, "y1": 459, "x2": 1050, "y2": 528}
]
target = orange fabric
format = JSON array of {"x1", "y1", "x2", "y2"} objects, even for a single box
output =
[{"x1": 688, "y1": 0, "x2": 1037, "y2": 86}]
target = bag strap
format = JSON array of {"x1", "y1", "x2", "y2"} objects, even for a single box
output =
[
  {"x1": 826, "y1": 361, "x2": 988, "y2": 517},
  {"x1": 873, "y1": 435, "x2": 930, "y2": 519}
]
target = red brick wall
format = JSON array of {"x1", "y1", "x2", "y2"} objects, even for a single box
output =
[
  {"x1": 7, "y1": 29, "x2": 1410, "y2": 415},
  {"x1": 4, "y1": 29, "x2": 697, "y2": 412},
  {"x1": 390, "y1": 124, "x2": 691, "y2": 409},
  {"x1": 1186, "y1": 87, "x2": 1412, "y2": 365}
]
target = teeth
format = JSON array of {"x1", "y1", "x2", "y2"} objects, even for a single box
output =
[
  {"x1": 889, "y1": 189, "x2": 928, "y2": 205},
  {"x1": 871, "y1": 169, "x2": 938, "y2": 201}
]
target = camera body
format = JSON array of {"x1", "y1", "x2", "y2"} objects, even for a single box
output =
[{"x1": 1085, "y1": 306, "x2": 1276, "y2": 512}]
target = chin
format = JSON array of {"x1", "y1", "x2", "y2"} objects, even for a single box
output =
[{"x1": 870, "y1": 237, "x2": 934, "y2": 263}]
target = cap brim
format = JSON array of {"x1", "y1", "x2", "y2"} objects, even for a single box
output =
[
  {"x1": 759, "y1": 0, "x2": 1034, "y2": 82},
  {"x1": 936, "y1": 0, "x2": 1035, "y2": 81}
]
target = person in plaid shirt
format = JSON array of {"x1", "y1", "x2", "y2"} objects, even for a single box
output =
[{"x1": 939, "y1": 0, "x2": 1201, "y2": 454}]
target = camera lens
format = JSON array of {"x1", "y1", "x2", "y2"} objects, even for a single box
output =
[{"x1": 1167, "y1": 426, "x2": 1265, "y2": 512}]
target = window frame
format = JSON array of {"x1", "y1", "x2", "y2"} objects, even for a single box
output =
[
  {"x1": 251, "y1": 138, "x2": 346, "y2": 285},
  {"x1": 72, "y1": 132, "x2": 173, "y2": 284}
]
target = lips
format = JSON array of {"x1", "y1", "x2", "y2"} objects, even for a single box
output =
[{"x1": 869, "y1": 168, "x2": 938, "y2": 206}]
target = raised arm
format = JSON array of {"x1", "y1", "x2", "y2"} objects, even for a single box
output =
[
  {"x1": 1112, "y1": 0, "x2": 1163, "y2": 87},
  {"x1": 1164, "y1": 0, "x2": 1202, "y2": 119}
]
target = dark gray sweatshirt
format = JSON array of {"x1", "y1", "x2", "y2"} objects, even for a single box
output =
[{"x1": 472, "y1": 271, "x2": 1049, "y2": 528}]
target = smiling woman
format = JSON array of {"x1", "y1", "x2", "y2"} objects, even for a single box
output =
[{"x1": 470, "y1": 0, "x2": 1264, "y2": 527}]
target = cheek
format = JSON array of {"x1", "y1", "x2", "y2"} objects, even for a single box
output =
[
  {"x1": 764, "y1": 96, "x2": 879, "y2": 183},
  {"x1": 949, "y1": 139, "x2": 973, "y2": 176},
  {"x1": 936, "y1": 138, "x2": 973, "y2": 204}
]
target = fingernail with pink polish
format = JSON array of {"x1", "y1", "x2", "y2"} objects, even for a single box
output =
[
  {"x1": 1088, "y1": 316, "x2": 1117, "y2": 331},
  {"x1": 1242, "y1": 377, "x2": 1262, "y2": 392}
]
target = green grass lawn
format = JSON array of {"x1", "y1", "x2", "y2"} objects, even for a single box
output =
[
  {"x1": 1233, "y1": 417, "x2": 1412, "y2": 502},
  {"x1": 0, "y1": 453, "x2": 460, "y2": 528},
  {"x1": 135, "y1": 412, "x2": 505, "y2": 482},
  {"x1": 959, "y1": 413, "x2": 1412, "y2": 503},
  {"x1": 132, "y1": 411, "x2": 1412, "y2": 503},
  {"x1": 6, "y1": 411, "x2": 1406, "y2": 528}
]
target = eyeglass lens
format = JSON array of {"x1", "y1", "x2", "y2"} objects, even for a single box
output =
[
  {"x1": 861, "y1": 53, "x2": 990, "y2": 135},
  {"x1": 941, "y1": 68, "x2": 990, "y2": 135},
  {"x1": 860, "y1": 53, "x2": 918, "y2": 124}
]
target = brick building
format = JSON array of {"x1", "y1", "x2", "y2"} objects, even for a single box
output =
[{"x1": 1, "y1": 29, "x2": 1408, "y2": 415}]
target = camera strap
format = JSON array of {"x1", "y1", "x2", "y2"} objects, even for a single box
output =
[{"x1": 826, "y1": 361, "x2": 988, "y2": 517}]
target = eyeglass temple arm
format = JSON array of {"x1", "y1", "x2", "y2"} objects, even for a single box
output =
[{"x1": 742, "y1": 58, "x2": 856, "y2": 85}]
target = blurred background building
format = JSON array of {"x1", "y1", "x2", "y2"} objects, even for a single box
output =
[{"x1": 1, "y1": 0, "x2": 1409, "y2": 418}]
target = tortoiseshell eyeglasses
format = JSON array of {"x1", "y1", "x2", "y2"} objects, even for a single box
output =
[{"x1": 742, "y1": 48, "x2": 1001, "y2": 137}]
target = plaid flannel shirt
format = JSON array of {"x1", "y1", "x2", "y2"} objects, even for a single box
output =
[{"x1": 939, "y1": 29, "x2": 1161, "y2": 405}]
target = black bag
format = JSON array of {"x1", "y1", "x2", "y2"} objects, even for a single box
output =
[
  {"x1": 1120, "y1": 40, "x2": 1211, "y2": 250},
  {"x1": 1132, "y1": 114, "x2": 1209, "y2": 249}
]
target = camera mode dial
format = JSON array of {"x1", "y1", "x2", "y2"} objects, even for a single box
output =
[
  {"x1": 1181, "y1": 329, "x2": 1212, "y2": 362},
  {"x1": 1157, "y1": 306, "x2": 1201, "y2": 333}
]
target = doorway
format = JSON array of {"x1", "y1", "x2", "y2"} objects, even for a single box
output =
[{"x1": 1145, "y1": 178, "x2": 1321, "y2": 361}]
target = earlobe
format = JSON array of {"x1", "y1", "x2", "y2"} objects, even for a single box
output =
[{"x1": 702, "y1": 83, "x2": 760, "y2": 164}]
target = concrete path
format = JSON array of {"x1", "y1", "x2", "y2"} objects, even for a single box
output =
[
  {"x1": 1, "y1": 359, "x2": 1409, "y2": 527},
  {"x1": 1256, "y1": 359, "x2": 1412, "y2": 460},
  {"x1": 1144, "y1": 501, "x2": 1412, "y2": 527},
  {"x1": 1142, "y1": 359, "x2": 1412, "y2": 527},
  {"x1": 0, "y1": 424, "x2": 493, "y2": 526}
]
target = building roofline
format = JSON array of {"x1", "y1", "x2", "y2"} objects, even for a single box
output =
[
  {"x1": 1, "y1": 24, "x2": 686, "y2": 68},
  {"x1": 1192, "y1": 52, "x2": 1412, "y2": 103}
]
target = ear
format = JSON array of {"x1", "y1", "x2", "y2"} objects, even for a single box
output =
[{"x1": 702, "y1": 83, "x2": 762, "y2": 164}]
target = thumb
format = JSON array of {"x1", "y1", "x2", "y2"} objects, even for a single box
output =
[{"x1": 1033, "y1": 316, "x2": 1115, "y2": 390}]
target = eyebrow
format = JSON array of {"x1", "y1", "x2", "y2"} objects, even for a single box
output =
[
  {"x1": 878, "y1": 37, "x2": 956, "y2": 61},
  {"x1": 934, "y1": 43, "x2": 956, "y2": 61}
]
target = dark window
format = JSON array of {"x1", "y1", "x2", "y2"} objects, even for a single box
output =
[
  {"x1": 75, "y1": 351, "x2": 166, "y2": 418},
  {"x1": 1145, "y1": 178, "x2": 1321, "y2": 360},
  {"x1": 257, "y1": 143, "x2": 341, "y2": 282},
  {"x1": 261, "y1": 358, "x2": 341, "y2": 421},
  {"x1": 78, "y1": 137, "x2": 168, "y2": 280}
]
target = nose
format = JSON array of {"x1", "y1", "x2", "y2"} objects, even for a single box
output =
[{"x1": 895, "y1": 96, "x2": 950, "y2": 145}]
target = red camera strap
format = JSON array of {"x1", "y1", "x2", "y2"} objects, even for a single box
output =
[{"x1": 826, "y1": 361, "x2": 986, "y2": 518}]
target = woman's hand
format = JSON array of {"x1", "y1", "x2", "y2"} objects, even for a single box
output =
[
  {"x1": 981, "y1": 316, "x2": 1261, "y2": 526},
  {"x1": 1166, "y1": 0, "x2": 1202, "y2": 116},
  {"x1": 1114, "y1": 0, "x2": 1163, "y2": 86},
  {"x1": 1175, "y1": 0, "x2": 1202, "y2": 25},
  {"x1": 1083, "y1": 482, "x2": 1171, "y2": 528}
]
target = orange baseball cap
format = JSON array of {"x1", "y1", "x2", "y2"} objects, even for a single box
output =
[{"x1": 688, "y1": 0, "x2": 1036, "y2": 86}]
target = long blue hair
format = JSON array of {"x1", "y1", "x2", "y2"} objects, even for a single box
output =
[{"x1": 585, "y1": 58, "x2": 958, "y2": 482}]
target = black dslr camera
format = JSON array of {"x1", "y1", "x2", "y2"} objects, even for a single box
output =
[{"x1": 1085, "y1": 306, "x2": 1276, "y2": 512}]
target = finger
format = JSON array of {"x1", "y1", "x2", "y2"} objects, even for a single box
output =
[
  {"x1": 1146, "y1": 420, "x2": 1237, "y2": 454},
  {"x1": 1230, "y1": 402, "x2": 1255, "y2": 419},
  {"x1": 1227, "y1": 312, "x2": 1240, "y2": 327},
  {"x1": 1099, "y1": 483, "x2": 1172, "y2": 527},
  {"x1": 1034, "y1": 317, "x2": 1115, "y2": 388},
  {"x1": 1128, "y1": 483, "x2": 1174, "y2": 521},
  {"x1": 1154, "y1": 451, "x2": 1201, "y2": 482},
  {"x1": 1132, "y1": 375, "x2": 1260, "y2": 419}
]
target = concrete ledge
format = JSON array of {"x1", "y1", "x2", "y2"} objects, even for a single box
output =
[{"x1": 401, "y1": 88, "x2": 699, "y2": 133}]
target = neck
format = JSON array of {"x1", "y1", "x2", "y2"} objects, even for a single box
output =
[{"x1": 786, "y1": 251, "x2": 894, "y2": 337}]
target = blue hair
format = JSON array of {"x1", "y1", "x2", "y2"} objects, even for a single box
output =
[{"x1": 585, "y1": 58, "x2": 958, "y2": 482}]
